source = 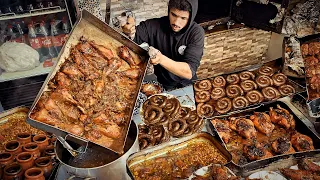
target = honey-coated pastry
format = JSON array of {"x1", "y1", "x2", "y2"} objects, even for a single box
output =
[
  {"x1": 212, "y1": 76, "x2": 227, "y2": 87},
  {"x1": 149, "y1": 95, "x2": 167, "y2": 108},
  {"x1": 304, "y1": 56, "x2": 318, "y2": 66},
  {"x1": 272, "y1": 137, "x2": 295, "y2": 155},
  {"x1": 232, "y1": 96, "x2": 249, "y2": 110},
  {"x1": 157, "y1": 114, "x2": 170, "y2": 127},
  {"x1": 278, "y1": 84, "x2": 296, "y2": 96},
  {"x1": 179, "y1": 107, "x2": 192, "y2": 119},
  {"x1": 211, "y1": 87, "x2": 226, "y2": 100},
  {"x1": 291, "y1": 132, "x2": 314, "y2": 151},
  {"x1": 226, "y1": 85, "x2": 244, "y2": 99},
  {"x1": 152, "y1": 125, "x2": 169, "y2": 144},
  {"x1": 168, "y1": 119, "x2": 188, "y2": 137},
  {"x1": 197, "y1": 103, "x2": 215, "y2": 118},
  {"x1": 192, "y1": 118, "x2": 204, "y2": 132},
  {"x1": 143, "y1": 105, "x2": 164, "y2": 125},
  {"x1": 215, "y1": 97, "x2": 232, "y2": 114},
  {"x1": 301, "y1": 43, "x2": 309, "y2": 57},
  {"x1": 250, "y1": 112, "x2": 274, "y2": 135},
  {"x1": 257, "y1": 66, "x2": 274, "y2": 76},
  {"x1": 211, "y1": 119, "x2": 232, "y2": 143},
  {"x1": 186, "y1": 110, "x2": 201, "y2": 125},
  {"x1": 138, "y1": 133, "x2": 155, "y2": 149},
  {"x1": 226, "y1": 74, "x2": 240, "y2": 84},
  {"x1": 272, "y1": 73, "x2": 287, "y2": 86},
  {"x1": 194, "y1": 79, "x2": 212, "y2": 92},
  {"x1": 269, "y1": 105, "x2": 295, "y2": 129},
  {"x1": 163, "y1": 98, "x2": 181, "y2": 118},
  {"x1": 195, "y1": 90, "x2": 211, "y2": 103},
  {"x1": 245, "y1": 90, "x2": 264, "y2": 104},
  {"x1": 240, "y1": 80, "x2": 258, "y2": 92},
  {"x1": 239, "y1": 71, "x2": 255, "y2": 81},
  {"x1": 256, "y1": 75, "x2": 274, "y2": 88},
  {"x1": 306, "y1": 64, "x2": 320, "y2": 77},
  {"x1": 262, "y1": 87, "x2": 281, "y2": 101},
  {"x1": 229, "y1": 117, "x2": 257, "y2": 140},
  {"x1": 308, "y1": 42, "x2": 320, "y2": 56}
]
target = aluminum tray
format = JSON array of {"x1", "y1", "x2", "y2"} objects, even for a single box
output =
[
  {"x1": 27, "y1": 10, "x2": 149, "y2": 154},
  {"x1": 126, "y1": 132, "x2": 232, "y2": 180},
  {"x1": 207, "y1": 96, "x2": 320, "y2": 170}
]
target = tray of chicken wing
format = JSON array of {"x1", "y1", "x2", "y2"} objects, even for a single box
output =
[
  {"x1": 193, "y1": 59, "x2": 305, "y2": 119},
  {"x1": 27, "y1": 10, "x2": 149, "y2": 154},
  {"x1": 208, "y1": 100, "x2": 320, "y2": 168}
]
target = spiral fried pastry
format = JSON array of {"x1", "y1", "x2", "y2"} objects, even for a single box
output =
[
  {"x1": 232, "y1": 96, "x2": 249, "y2": 109},
  {"x1": 211, "y1": 87, "x2": 226, "y2": 100},
  {"x1": 258, "y1": 66, "x2": 274, "y2": 76},
  {"x1": 179, "y1": 107, "x2": 192, "y2": 119},
  {"x1": 212, "y1": 76, "x2": 226, "y2": 87},
  {"x1": 149, "y1": 95, "x2": 167, "y2": 108},
  {"x1": 194, "y1": 79, "x2": 212, "y2": 92},
  {"x1": 278, "y1": 84, "x2": 296, "y2": 96},
  {"x1": 186, "y1": 110, "x2": 201, "y2": 125},
  {"x1": 226, "y1": 74, "x2": 240, "y2": 84},
  {"x1": 168, "y1": 119, "x2": 188, "y2": 137},
  {"x1": 144, "y1": 105, "x2": 164, "y2": 125},
  {"x1": 183, "y1": 127, "x2": 194, "y2": 136},
  {"x1": 158, "y1": 114, "x2": 170, "y2": 127},
  {"x1": 240, "y1": 80, "x2": 258, "y2": 92},
  {"x1": 192, "y1": 118, "x2": 204, "y2": 132},
  {"x1": 272, "y1": 73, "x2": 287, "y2": 86},
  {"x1": 138, "y1": 134, "x2": 155, "y2": 149},
  {"x1": 215, "y1": 97, "x2": 232, "y2": 114},
  {"x1": 196, "y1": 103, "x2": 215, "y2": 118},
  {"x1": 245, "y1": 90, "x2": 264, "y2": 104},
  {"x1": 256, "y1": 75, "x2": 274, "y2": 88},
  {"x1": 163, "y1": 98, "x2": 181, "y2": 118},
  {"x1": 239, "y1": 71, "x2": 255, "y2": 81},
  {"x1": 152, "y1": 125, "x2": 169, "y2": 144},
  {"x1": 195, "y1": 90, "x2": 211, "y2": 103},
  {"x1": 139, "y1": 124, "x2": 151, "y2": 134},
  {"x1": 262, "y1": 87, "x2": 281, "y2": 101},
  {"x1": 226, "y1": 84, "x2": 244, "y2": 99}
]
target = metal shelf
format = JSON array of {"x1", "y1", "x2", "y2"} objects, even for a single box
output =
[{"x1": 0, "y1": 6, "x2": 66, "y2": 21}]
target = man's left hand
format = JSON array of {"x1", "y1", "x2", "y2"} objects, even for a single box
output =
[{"x1": 148, "y1": 46, "x2": 162, "y2": 65}]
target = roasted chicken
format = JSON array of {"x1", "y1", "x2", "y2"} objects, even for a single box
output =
[
  {"x1": 271, "y1": 137, "x2": 295, "y2": 154},
  {"x1": 118, "y1": 46, "x2": 136, "y2": 67},
  {"x1": 291, "y1": 132, "x2": 314, "y2": 151},
  {"x1": 250, "y1": 112, "x2": 275, "y2": 136},
  {"x1": 211, "y1": 119, "x2": 232, "y2": 143},
  {"x1": 229, "y1": 117, "x2": 257, "y2": 140},
  {"x1": 88, "y1": 40, "x2": 114, "y2": 60},
  {"x1": 269, "y1": 105, "x2": 295, "y2": 129},
  {"x1": 243, "y1": 143, "x2": 273, "y2": 161},
  {"x1": 280, "y1": 168, "x2": 320, "y2": 180},
  {"x1": 298, "y1": 158, "x2": 320, "y2": 174}
]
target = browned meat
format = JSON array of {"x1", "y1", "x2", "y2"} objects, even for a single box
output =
[
  {"x1": 280, "y1": 168, "x2": 320, "y2": 180},
  {"x1": 301, "y1": 43, "x2": 309, "y2": 57},
  {"x1": 96, "y1": 123, "x2": 122, "y2": 139},
  {"x1": 89, "y1": 40, "x2": 114, "y2": 60},
  {"x1": 298, "y1": 159, "x2": 320, "y2": 174},
  {"x1": 103, "y1": 57, "x2": 122, "y2": 76},
  {"x1": 31, "y1": 108, "x2": 60, "y2": 126},
  {"x1": 61, "y1": 62, "x2": 84, "y2": 78},
  {"x1": 269, "y1": 105, "x2": 295, "y2": 129},
  {"x1": 118, "y1": 46, "x2": 136, "y2": 67},
  {"x1": 229, "y1": 117, "x2": 257, "y2": 140},
  {"x1": 291, "y1": 132, "x2": 314, "y2": 151},
  {"x1": 271, "y1": 137, "x2": 295, "y2": 154},
  {"x1": 305, "y1": 56, "x2": 319, "y2": 66},
  {"x1": 250, "y1": 112, "x2": 275, "y2": 135},
  {"x1": 60, "y1": 124, "x2": 84, "y2": 136},
  {"x1": 243, "y1": 143, "x2": 273, "y2": 161},
  {"x1": 211, "y1": 119, "x2": 232, "y2": 143}
]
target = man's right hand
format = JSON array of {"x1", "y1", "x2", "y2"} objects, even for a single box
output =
[{"x1": 120, "y1": 16, "x2": 136, "y2": 40}]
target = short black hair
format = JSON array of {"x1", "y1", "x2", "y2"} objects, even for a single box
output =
[{"x1": 168, "y1": 0, "x2": 192, "y2": 12}]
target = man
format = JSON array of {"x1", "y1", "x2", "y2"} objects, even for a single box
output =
[{"x1": 122, "y1": 0, "x2": 205, "y2": 90}]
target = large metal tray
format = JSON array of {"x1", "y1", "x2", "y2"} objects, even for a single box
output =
[
  {"x1": 27, "y1": 10, "x2": 149, "y2": 154},
  {"x1": 126, "y1": 132, "x2": 232, "y2": 179},
  {"x1": 207, "y1": 97, "x2": 320, "y2": 169}
]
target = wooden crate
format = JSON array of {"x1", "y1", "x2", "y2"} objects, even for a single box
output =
[{"x1": 197, "y1": 27, "x2": 271, "y2": 79}]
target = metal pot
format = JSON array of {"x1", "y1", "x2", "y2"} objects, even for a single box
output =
[{"x1": 55, "y1": 121, "x2": 139, "y2": 180}]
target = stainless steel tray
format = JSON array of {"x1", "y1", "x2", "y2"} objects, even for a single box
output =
[
  {"x1": 27, "y1": 10, "x2": 149, "y2": 154},
  {"x1": 207, "y1": 96, "x2": 320, "y2": 169},
  {"x1": 126, "y1": 132, "x2": 232, "y2": 179}
]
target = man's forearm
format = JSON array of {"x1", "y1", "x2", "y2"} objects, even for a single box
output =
[{"x1": 159, "y1": 54, "x2": 193, "y2": 80}]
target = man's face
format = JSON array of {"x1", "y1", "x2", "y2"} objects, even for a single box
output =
[{"x1": 169, "y1": 8, "x2": 190, "y2": 32}]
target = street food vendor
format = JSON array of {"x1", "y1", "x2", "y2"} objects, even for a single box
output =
[{"x1": 121, "y1": 0, "x2": 205, "y2": 91}]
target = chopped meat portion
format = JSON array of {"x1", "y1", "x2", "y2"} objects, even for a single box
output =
[
  {"x1": 269, "y1": 105, "x2": 295, "y2": 129},
  {"x1": 229, "y1": 117, "x2": 257, "y2": 140},
  {"x1": 211, "y1": 119, "x2": 232, "y2": 143},
  {"x1": 291, "y1": 132, "x2": 314, "y2": 151},
  {"x1": 243, "y1": 143, "x2": 273, "y2": 161},
  {"x1": 271, "y1": 137, "x2": 295, "y2": 154},
  {"x1": 250, "y1": 112, "x2": 275, "y2": 135}
]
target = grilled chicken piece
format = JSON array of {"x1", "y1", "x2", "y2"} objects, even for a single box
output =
[
  {"x1": 103, "y1": 57, "x2": 122, "y2": 76},
  {"x1": 120, "y1": 68, "x2": 141, "y2": 79},
  {"x1": 60, "y1": 124, "x2": 84, "y2": 136},
  {"x1": 56, "y1": 72, "x2": 71, "y2": 89},
  {"x1": 31, "y1": 108, "x2": 60, "y2": 126},
  {"x1": 291, "y1": 132, "x2": 314, "y2": 151},
  {"x1": 243, "y1": 143, "x2": 273, "y2": 161},
  {"x1": 298, "y1": 159, "x2": 320, "y2": 174},
  {"x1": 118, "y1": 46, "x2": 136, "y2": 67},
  {"x1": 269, "y1": 105, "x2": 295, "y2": 129},
  {"x1": 51, "y1": 89, "x2": 78, "y2": 105},
  {"x1": 250, "y1": 112, "x2": 275, "y2": 136},
  {"x1": 211, "y1": 119, "x2": 232, "y2": 143},
  {"x1": 229, "y1": 117, "x2": 257, "y2": 140},
  {"x1": 271, "y1": 137, "x2": 295, "y2": 154},
  {"x1": 88, "y1": 40, "x2": 114, "y2": 60},
  {"x1": 280, "y1": 168, "x2": 320, "y2": 180},
  {"x1": 96, "y1": 123, "x2": 122, "y2": 139},
  {"x1": 61, "y1": 62, "x2": 84, "y2": 78},
  {"x1": 141, "y1": 84, "x2": 162, "y2": 97}
]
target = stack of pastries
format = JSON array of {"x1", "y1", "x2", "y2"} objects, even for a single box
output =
[
  {"x1": 194, "y1": 66, "x2": 296, "y2": 118},
  {"x1": 211, "y1": 105, "x2": 314, "y2": 165},
  {"x1": 301, "y1": 41, "x2": 320, "y2": 99}
]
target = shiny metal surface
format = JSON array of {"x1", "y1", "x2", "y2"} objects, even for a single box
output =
[
  {"x1": 55, "y1": 121, "x2": 139, "y2": 180},
  {"x1": 27, "y1": 10, "x2": 149, "y2": 153}
]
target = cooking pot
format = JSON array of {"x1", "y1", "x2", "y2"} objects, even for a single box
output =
[{"x1": 55, "y1": 121, "x2": 139, "y2": 180}]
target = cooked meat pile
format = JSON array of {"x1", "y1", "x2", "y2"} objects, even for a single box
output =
[
  {"x1": 301, "y1": 41, "x2": 320, "y2": 99},
  {"x1": 31, "y1": 37, "x2": 142, "y2": 149},
  {"x1": 192, "y1": 165, "x2": 241, "y2": 180},
  {"x1": 280, "y1": 158, "x2": 320, "y2": 180},
  {"x1": 211, "y1": 105, "x2": 314, "y2": 165}
]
